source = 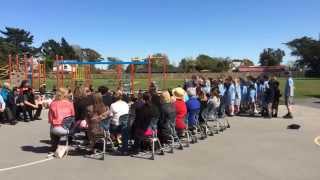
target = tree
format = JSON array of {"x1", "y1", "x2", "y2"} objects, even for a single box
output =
[
  {"x1": 259, "y1": 48, "x2": 285, "y2": 66},
  {"x1": 81, "y1": 48, "x2": 103, "y2": 61},
  {"x1": 60, "y1": 38, "x2": 77, "y2": 59},
  {"x1": 107, "y1": 57, "x2": 122, "y2": 70},
  {"x1": 40, "y1": 39, "x2": 63, "y2": 59},
  {"x1": 0, "y1": 27, "x2": 34, "y2": 53},
  {"x1": 242, "y1": 58, "x2": 254, "y2": 66},
  {"x1": 0, "y1": 37, "x2": 15, "y2": 65},
  {"x1": 286, "y1": 36, "x2": 320, "y2": 74}
]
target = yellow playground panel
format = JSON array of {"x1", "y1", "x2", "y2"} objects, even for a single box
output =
[{"x1": 71, "y1": 65, "x2": 92, "y2": 87}]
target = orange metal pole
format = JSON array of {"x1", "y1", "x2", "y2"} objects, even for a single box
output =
[
  {"x1": 130, "y1": 64, "x2": 135, "y2": 94},
  {"x1": 163, "y1": 59, "x2": 167, "y2": 90},
  {"x1": 148, "y1": 56, "x2": 152, "y2": 89},
  {"x1": 23, "y1": 53, "x2": 27, "y2": 80},
  {"x1": 38, "y1": 64, "x2": 41, "y2": 90},
  {"x1": 8, "y1": 55, "x2": 12, "y2": 85},
  {"x1": 44, "y1": 62, "x2": 46, "y2": 83},
  {"x1": 55, "y1": 55, "x2": 59, "y2": 88},
  {"x1": 60, "y1": 56, "x2": 64, "y2": 87},
  {"x1": 30, "y1": 56, "x2": 34, "y2": 88},
  {"x1": 15, "y1": 55, "x2": 19, "y2": 70}
]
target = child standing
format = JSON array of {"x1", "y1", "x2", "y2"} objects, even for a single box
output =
[
  {"x1": 234, "y1": 78, "x2": 242, "y2": 114},
  {"x1": 272, "y1": 81, "x2": 282, "y2": 117},
  {"x1": 248, "y1": 83, "x2": 257, "y2": 116}
]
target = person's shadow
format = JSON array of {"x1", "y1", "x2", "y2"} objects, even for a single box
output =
[
  {"x1": 21, "y1": 145, "x2": 52, "y2": 154},
  {"x1": 21, "y1": 140, "x2": 52, "y2": 154}
]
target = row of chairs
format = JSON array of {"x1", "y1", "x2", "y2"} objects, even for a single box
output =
[{"x1": 61, "y1": 105, "x2": 230, "y2": 160}]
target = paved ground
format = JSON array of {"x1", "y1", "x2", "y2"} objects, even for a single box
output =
[{"x1": 0, "y1": 103, "x2": 319, "y2": 180}]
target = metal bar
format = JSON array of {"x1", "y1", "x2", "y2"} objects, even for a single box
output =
[
  {"x1": 24, "y1": 53, "x2": 27, "y2": 80},
  {"x1": 130, "y1": 64, "x2": 134, "y2": 94},
  {"x1": 148, "y1": 56, "x2": 152, "y2": 89},
  {"x1": 15, "y1": 55, "x2": 19, "y2": 70},
  {"x1": 60, "y1": 56, "x2": 64, "y2": 87},
  {"x1": 55, "y1": 55, "x2": 59, "y2": 88},
  {"x1": 8, "y1": 55, "x2": 12, "y2": 85}
]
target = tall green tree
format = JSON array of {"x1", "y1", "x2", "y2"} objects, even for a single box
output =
[
  {"x1": 0, "y1": 27, "x2": 34, "y2": 54},
  {"x1": 107, "y1": 57, "x2": 123, "y2": 70},
  {"x1": 0, "y1": 37, "x2": 15, "y2": 65},
  {"x1": 259, "y1": 48, "x2": 285, "y2": 66},
  {"x1": 81, "y1": 48, "x2": 103, "y2": 61},
  {"x1": 286, "y1": 36, "x2": 320, "y2": 74},
  {"x1": 60, "y1": 38, "x2": 77, "y2": 59},
  {"x1": 242, "y1": 58, "x2": 254, "y2": 66}
]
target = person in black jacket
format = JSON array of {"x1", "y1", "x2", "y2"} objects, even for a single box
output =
[
  {"x1": 264, "y1": 81, "x2": 275, "y2": 118},
  {"x1": 159, "y1": 91, "x2": 176, "y2": 144},
  {"x1": 132, "y1": 92, "x2": 160, "y2": 153},
  {"x1": 272, "y1": 81, "x2": 282, "y2": 117}
]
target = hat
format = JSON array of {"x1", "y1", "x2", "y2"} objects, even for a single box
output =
[{"x1": 172, "y1": 87, "x2": 186, "y2": 99}]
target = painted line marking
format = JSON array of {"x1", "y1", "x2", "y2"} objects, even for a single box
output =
[{"x1": 0, "y1": 157, "x2": 54, "y2": 172}]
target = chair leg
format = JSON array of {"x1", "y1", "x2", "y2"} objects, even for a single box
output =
[
  {"x1": 151, "y1": 139, "x2": 155, "y2": 160},
  {"x1": 102, "y1": 139, "x2": 106, "y2": 160},
  {"x1": 170, "y1": 136, "x2": 174, "y2": 153},
  {"x1": 156, "y1": 139, "x2": 165, "y2": 155},
  {"x1": 65, "y1": 136, "x2": 69, "y2": 157}
]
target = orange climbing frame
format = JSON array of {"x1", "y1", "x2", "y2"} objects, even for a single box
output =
[{"x1": 8, "y1": 54, "x2": 46, "y2": 89}]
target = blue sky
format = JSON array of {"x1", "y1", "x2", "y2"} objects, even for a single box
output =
[{"x1": 1, "y1": 0, "x2": 319, "y2": 64}]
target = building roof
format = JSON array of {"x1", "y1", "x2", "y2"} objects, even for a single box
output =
[{"x1": 238, "y1": 65, "x2": 286, "y2": 73}]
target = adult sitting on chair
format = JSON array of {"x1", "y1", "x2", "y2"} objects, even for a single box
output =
[
  {"x1": 186, "y1": 88, "x2": 201, "y2": 132},
  {"x1": 132, "y1": 92, "x2": 160, "y2": 153},
  {"x1": 85, "y1": 93, "x2": 110, "y2": 154},
  {"x1": 109, "y1": 90, "x2": 129, "y2": 144},
  {"x1": 159, "y1": 91, "x2": 176, "y2": 144},
  {"x1": 172, "y1": 88, "x2": 187, "y2": 137},
  {"x1": 48, "y1": 88, "x2": 75, "y2": 152}
]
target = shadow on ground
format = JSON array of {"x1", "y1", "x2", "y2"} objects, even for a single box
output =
[{"x1": 21, "y1": 145, "x2": 51, "y2": 154}]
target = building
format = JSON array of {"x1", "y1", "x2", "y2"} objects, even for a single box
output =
[{"x1": 238, "y1": 65, "x2": 286, "y2": 73}]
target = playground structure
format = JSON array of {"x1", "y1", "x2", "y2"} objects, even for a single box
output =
[
  {"x1": 7, "y1": 54, "x2": 46, "y2": 89},
  {"x1": 55, "y1": 55, "x2": 168, "y2": 93}
]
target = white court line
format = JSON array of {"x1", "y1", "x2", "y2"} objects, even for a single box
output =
[
  {"x1": 315, "y1": 136, "x2": 320, "y2": 146},
  {"x1": 0, "y1": 157, "x2": 54, "y2": 172}
]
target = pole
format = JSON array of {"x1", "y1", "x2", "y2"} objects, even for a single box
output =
[
  {"x1": 30, "y1": 56, "x2": 34, "y2": 88},
  {"x1": 60, "y1": 56, "x2": 64, "y2": 87},
  {"x1": 55, "y1": 55, "x2": 59, "y2": 88},
  {"x1": 8, "y1": 55, "x2": 12, "y2": 85},
  {"x1": 148, "y1": 56, "x2": 152, "y2": 89},
  {"x1": 163, "y1": 59, "x2": 167, "y2": 90},
  {"x1": 15, "y1": 55, "x2": 19, "y2": 70},
  {"x1": 24, "y1": 53, "x2": 28, "y2": 80},
  {"x1": 130, "y1": 64, "x2": 135, "y2": 94}
]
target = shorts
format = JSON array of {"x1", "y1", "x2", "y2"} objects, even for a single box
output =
[
  {"x1": 235, "y1": 98, "x2": 241, "y2": 106},
  {"x1": 285, "y1": 96, "x2": 294, "y2": 106}
]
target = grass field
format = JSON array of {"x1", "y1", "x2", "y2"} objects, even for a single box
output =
[{"x1": 41, "y1": 77, "x2": 320, "y2": 99}]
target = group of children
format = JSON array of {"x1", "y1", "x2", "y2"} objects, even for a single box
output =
[
  {"x1": 0, "y1": 80, "x2": 43, "y2": 126},
  {"x1": 184, "y1": 74, "x2": 289, "y2": 119}
]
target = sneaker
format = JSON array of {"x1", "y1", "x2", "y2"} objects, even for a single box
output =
[
  {"x1": 284, "y1": 113, "x2": 293, "y2": 119},
  {"x1": 282, "y1": 113, "x2": 289, "y2": 118}
]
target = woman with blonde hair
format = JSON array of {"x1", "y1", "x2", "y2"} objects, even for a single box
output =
[
  {"x1": 172, "y1": 87, "x2": 187, "y2": 136},
  {"x1": 159, "y1": 91, "x2": 176, "y2": 144},
  {"x1": 48, "y1": 88, "x2": 75, "y2": 151}
]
